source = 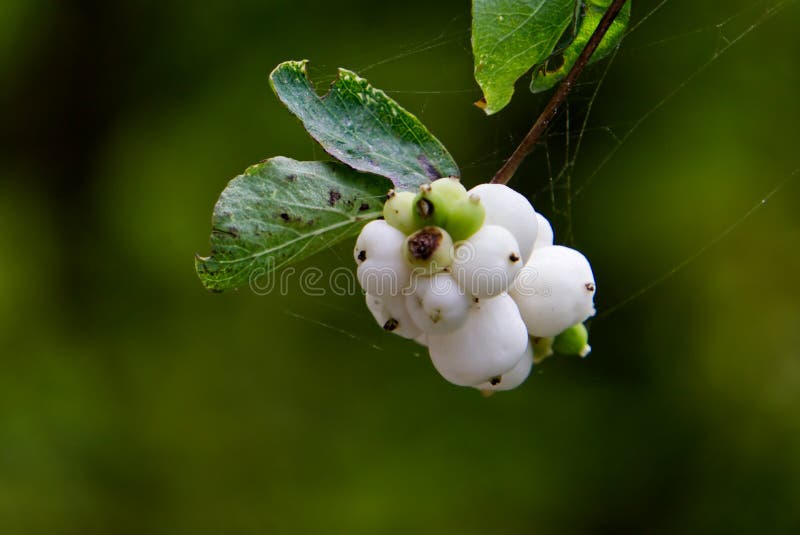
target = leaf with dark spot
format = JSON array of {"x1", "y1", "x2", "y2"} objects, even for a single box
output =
[
  {"x1": 196, "y1": 157, "x2": 391, "y2": 291},
  {"x1": 531, "y1": 0, "x2": 631, "y2": 94},
  {"x1": 473, "y1": 0, "x2": 574, "y2": 114},
  {"x1": 473, "y1": 0, "x2": 632, "y2": 113},
  {"x1": 270, "y1": 60, "x2": 460, "y2": 191}
]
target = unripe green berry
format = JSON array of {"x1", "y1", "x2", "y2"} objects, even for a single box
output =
[
  {"x1": 445, "y1": 194, "x2": 486, "y2": 241},
  {"x1": 412, "y1": 177, "x2": 468, "y2": 228},
  {"x1": 403, "y1": 226, "x2": 454, "y2": 273},
  {"x1": 429, "y1": 176, "x2": 468, "y2": 202},
  {"x1": 552, "y1": 323, "x2": 590, "y2": 357},
  {"x1": 383, "y1": 190, "x2": 418, "y2": 234}
]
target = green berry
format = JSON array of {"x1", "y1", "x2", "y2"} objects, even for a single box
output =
[
  {"x1": 403, "y1": 226, "x2": 454, "y2": 273},
  {"x1": 445, "y1": 194, "x2": 485, "y2": 241},
  {"x1": 412, "y1": 177, "x2": 468, "y2": 228},
  {"x1": 383, "y1": 190, "x2": 419, "y2": 234},
  {"x1": 552, "y1": 323, "x2": 590, "y2": 357}
]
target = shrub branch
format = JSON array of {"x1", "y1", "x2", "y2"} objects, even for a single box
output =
[{"x1": 491, "y1": 0, "x2": 629, "y2": 185}]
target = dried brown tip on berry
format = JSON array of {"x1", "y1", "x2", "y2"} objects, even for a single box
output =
[
  {"x1": 585, "y1": 282, "x2": 595, "y2": 292},
  {"x1": 357, "y1": 250, "x2": 367, "y2": 262},
  {"x1": 489, "y1": 376, "x2": 501, "y2": 386},
  {"x1": 420, "y1": 184, "x2": 432, "y2": 193},
  {"x1": 387, "y1": 189, "x2": 396, "y2": 199},
  {"x1": 407, "y1": 227, "x2": 443, "y2": 260},
  {"x1": 383, "y1": 318, "x2": 399, "y2": 331},
  {"x1": 509, "y1": 253, "x2": 520, "y2": 262}
]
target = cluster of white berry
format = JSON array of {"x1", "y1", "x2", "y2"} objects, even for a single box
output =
[{"x1": 354, "y1": 178, "x2": 596, "y2": 392}]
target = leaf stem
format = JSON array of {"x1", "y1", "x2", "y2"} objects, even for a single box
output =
[{"x1": 491, "y1": 0, "x2": 629, "y2": 185}]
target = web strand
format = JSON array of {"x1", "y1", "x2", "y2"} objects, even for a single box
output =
[
  {"x1": 597, "y1": 169, "x2": 799, "y2": 319},
  {"x1": 574, "y1": 0, "x2": 792, "y2": 198}
]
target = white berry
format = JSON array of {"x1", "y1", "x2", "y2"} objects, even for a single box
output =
[
  {"x1": 474, "y1": 341, "x2": 533, "y2": 392},
  {"x1": 365, "y1": 293, "x2": 422, "y2": 340},
  {"x1": 509, "y1": 245, "x2": 596, "y2": 337},
  {"x1": 355, "y1": 220, "x2": 411, "y2": 296},
  {"x1": 428, "y1": 293, "x2": 528, "y2": 386},
  {"x1": 468, "y1": 183, "x2": 538, "y2": 263},
  {"x1": 534, "y1": 212, "x2": 554, "y2": 249},
  {"x1": 451, "y1": 224, "x2": 523, "y2": 299},
  {"x1": 405, "y1": 272, "x2": 471, "y2": 334}
]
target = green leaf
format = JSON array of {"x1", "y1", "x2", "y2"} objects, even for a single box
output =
[
  {"x1": 531, "y1": 0, "x2": 630, "y2": 93},
  {"x1": 195, "y1": 157, "x2": 391, "y2": 292},
  {"x1": 269, "y1": 60, "x2": 460, "y2": 192},
  {"x1": 472, "y1": 0, "x2": 575, "y2": 115}
]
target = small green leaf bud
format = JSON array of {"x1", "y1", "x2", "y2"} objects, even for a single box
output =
[{"x1": 531, "y1": 336, "x2": 554, "y2": 364}]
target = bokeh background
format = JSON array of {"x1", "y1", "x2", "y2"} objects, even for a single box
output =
[{"x1": 2, "y1": 0, "x2": 799, "y2": 533}]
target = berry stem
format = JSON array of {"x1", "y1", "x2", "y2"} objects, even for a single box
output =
[{"x1": 491, "y1": 0, "x2": 629, "y2": 185}]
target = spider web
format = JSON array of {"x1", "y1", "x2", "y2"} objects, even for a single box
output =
[{"x1": 287, "y1": 0, "x2": 799, "y2": 342}]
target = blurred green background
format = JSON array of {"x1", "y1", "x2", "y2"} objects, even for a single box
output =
[{"x1": 2, "y1": 0, "x2": 799, "y2": 533}]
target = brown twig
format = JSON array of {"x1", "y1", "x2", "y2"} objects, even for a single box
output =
[{"x1": 491, "y1": 0, "x2": 629, "y2": 185}]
